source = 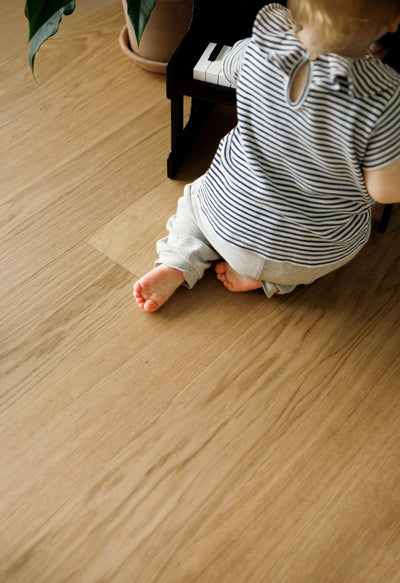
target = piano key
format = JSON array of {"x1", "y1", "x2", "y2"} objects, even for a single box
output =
[
  {"x1": 205, "y1": 44, "x2": 231, "y2": 84},
  {"x1": 209, "y1": 42, "x2": 224, "y2": 61},
  {"x1": 218, "y1": 72, "x2": 232, "y2": 87},
  {"x1": 193, "y1": 42, "x2": 233, "y2": 86},
  {"x1": 193, "y1": 42, "x2": 217, "y2": 81}
]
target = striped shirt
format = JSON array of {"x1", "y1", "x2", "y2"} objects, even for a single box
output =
[{"x1": 197, "y1": 4, "x2": 400, "y2": 267}]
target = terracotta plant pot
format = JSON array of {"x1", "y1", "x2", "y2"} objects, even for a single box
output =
[{"x1": 120, "y1": 0, "x2": 193, "y2": 73}]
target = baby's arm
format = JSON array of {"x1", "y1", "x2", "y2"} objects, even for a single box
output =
[
  {"x1": 364, "y1": 156, "x2": 400, "y2": 204},
  {"x1": 363, "y1": 80, "x2": 400, "y2": 203}
]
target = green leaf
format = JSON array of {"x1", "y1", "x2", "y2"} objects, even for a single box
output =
[
  {"x1": 25, "y1": 0, "x2": 75, "y2": 40},
  {"x1": 126, "y1": 0, "x2": 156, "y2": 45},
  {"x1": 25, "y1": 0, "x2": 75, "y2": 73}
]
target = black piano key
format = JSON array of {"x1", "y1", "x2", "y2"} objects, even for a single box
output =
[{"x1": 209, "y1": 42, "x2": 224, "y2": 61}]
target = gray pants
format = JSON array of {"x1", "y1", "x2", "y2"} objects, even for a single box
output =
[{"x1": 156, "y1": 177, "x2": 362, "y2": 298}]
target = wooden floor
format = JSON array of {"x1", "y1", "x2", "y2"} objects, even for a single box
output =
[{"x1": 1, "y1": 2, "x2": 400, "y2": 581}]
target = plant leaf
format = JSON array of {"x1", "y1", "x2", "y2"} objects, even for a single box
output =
[
  {"x1": 25, "y1": 0, "x2": 76, "y2": 73},
  {"x1": 126, "y1": 0, "x2": 156, "y2": 45},
  {"x1": 25, "y1": 0, "x2": 75, "y2": 39}
]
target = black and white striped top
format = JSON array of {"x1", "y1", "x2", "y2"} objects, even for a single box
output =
[{"x1": 197, "y1": 4, "x2": 400, "y2": 267}]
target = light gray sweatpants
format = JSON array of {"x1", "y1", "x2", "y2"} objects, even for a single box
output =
[{"x1": 156, "y1": 177, "x2": 363, "y2": 298}]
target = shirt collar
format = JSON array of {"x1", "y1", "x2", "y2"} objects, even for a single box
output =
[{"x1": 256, "y1": 4, "x2": 400, "y2": 98}]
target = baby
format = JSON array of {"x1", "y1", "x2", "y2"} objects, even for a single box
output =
[{"x1": 134, "y1": 0, "x2": 400, "y2": 312}]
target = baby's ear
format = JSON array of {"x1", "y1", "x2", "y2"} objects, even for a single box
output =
[{"x1": 387, "y1": 13, "x2": 400, "y2": 33}]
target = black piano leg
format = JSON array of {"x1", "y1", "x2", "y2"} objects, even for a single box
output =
[
  {"x1": 168, "y1": 94, "x2": 184, "y2": 178},
  {"x1": 168, "y1": 96, "x2": 215, "y2": 178},
  {"x1": 379, "y1": 203, "x2": 393, "y2": 233}
]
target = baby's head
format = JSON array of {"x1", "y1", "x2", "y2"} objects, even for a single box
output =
[{"x1": 288, "y1": 0, "x2": 400, "y2": 56}]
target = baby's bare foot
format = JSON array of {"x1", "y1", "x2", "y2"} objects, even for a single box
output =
[
  {"x1": 133, "y1": 265, "x2": 184, "y2": 312},
  {"x1": 215, "y1": 262, "x2": 262, "y2": 292}
]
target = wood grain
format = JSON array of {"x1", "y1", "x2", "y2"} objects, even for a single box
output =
[{"x1": 1, "y1": 2, "x2": 399, "y2": 582}]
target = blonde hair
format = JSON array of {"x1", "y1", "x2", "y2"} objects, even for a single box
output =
[{"x1": 288, "y1": 0, "x2": 400, "y2": 53}]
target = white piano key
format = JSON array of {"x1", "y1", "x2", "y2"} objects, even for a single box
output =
[
  {"x1": 218, "y1": 73, "x2": 232, "y2": 87},
  {"x1": 193, "y1": 42, "x2": 217, "y2": 81},
  {"x1": 193, "y1": 42, "x2": 234, "y2": 87},
  {"x1": 205, "y1": 44, "x2": 232, "y2": 85}
]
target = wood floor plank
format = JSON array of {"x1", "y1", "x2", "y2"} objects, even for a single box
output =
[
  {"x1": 0, "y1": 102, "x2": 169, "y2": 295},
  {"x1": 0, "y1": 243, "x2": 131, "y2": 407},
  {"x1": 1, "y1": 59, "x2": 166, "y2": 201},
  {"x1": 87, "y1": 177, "x2": 187, "y2": 274},
  {"x1": 0, "y1": 269, "x2": 279, "y2": 545},
  {"x1": 2, "y1": 260, "x2": 399, "y2": 582}
]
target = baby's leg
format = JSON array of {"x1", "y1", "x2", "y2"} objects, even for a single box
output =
[
  {"x1": 215, "y1": 262, "x2": 262, "y2": 292},
  {"x1": 133, "y1": 265, "x2": 184, "y2": 312},
  {"x1": 134, "y1": 181, "x2": 219, "y2": 311}
]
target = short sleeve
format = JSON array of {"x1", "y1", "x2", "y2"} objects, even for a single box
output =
[
  {"x1": 222, "y1": 38, "x2": 250, "y2": 86},
  {"x1": 363, "y1": 85, "x2": 400, "y2": 169},
  {"x1": 222, "y1": 4, "x2": 291, "y2": 87}
]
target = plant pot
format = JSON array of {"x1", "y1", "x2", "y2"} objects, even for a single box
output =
[{"x1": 120, "y1": 0, "x2": 193, "y2": 73}]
